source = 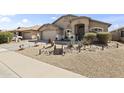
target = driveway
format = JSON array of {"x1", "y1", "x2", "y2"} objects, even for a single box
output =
[{"x1": 0, "y1": 47, "x2": 84, "y2": 78}]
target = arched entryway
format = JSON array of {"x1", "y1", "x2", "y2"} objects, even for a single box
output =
[{"x1": 75, "y1": 24, "x2": 85, "y2": 41}]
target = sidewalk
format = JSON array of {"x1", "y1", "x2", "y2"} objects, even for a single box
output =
[
  {"x1": 0, "y1": 48, "x2": 84, "y2": 78},
  {"x1": 0, "y1": 61, "x2": 19, "y2": 78}
]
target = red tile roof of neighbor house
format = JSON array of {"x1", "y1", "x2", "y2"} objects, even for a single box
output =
[
  {"x1": 16, "y1": 25, "x2": 41, "y2": 31},
  {"x1": 8, "y1": 25, "x2": 42, "y2": 32},
  {"x1": 52, "y1": 14, "x2": 111, "y2": 27}
]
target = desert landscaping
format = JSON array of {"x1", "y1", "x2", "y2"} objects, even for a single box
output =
[
  {"x1": 18, "y1": 41, "x2": 124, "y2": 78},
  {"x1": 0, "y1": 14, "x2": 124, "y2": 78}
]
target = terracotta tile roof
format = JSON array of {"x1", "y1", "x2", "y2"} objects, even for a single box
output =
[
  {"x1": 7, "y1": 25, "x2": 42, "y2": 32},
  {"x1": 16, "y1": 25, "x2": 41, "y2": 31}
]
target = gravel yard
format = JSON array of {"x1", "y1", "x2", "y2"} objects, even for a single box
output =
[{"x1": 17, "y1": 41, "x2": 124, "y2": 78}]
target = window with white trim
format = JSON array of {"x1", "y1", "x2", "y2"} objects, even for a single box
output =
[{"x1": 90, "y1": 27, "x2": 103, "y2": 32}]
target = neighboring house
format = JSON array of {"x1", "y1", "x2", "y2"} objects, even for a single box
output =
[
  {"x1": 39, "y1": 14, "x2": 111, "y2": 41},
  {"x1": 9, "y1": 25, "x2": 41, "y2": 40},
  {"x1": 111, "y1": 27, "x2": 124, "y2": 42}
]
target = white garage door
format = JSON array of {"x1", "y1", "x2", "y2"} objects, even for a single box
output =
[
  {"x1": 23, "y1": 32, "x2": 32, "y2": 39},
  {"x1": 42, "y1": 30, "x2": 57, "y2": 41}
]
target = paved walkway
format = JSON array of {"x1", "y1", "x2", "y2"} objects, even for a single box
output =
[
  {"x1": 0, "y1": 47, "x2": 84, "y2": 78},
  {"x1": 0, "y1": 61, "x2": 19, "y2": 78}
]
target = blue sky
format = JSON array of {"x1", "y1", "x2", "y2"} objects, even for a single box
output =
[{"x1": 0, "y1": 14, "x2": 124, "y2": 31}]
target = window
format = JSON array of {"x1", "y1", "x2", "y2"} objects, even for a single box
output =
[
  {"x1": 121, "y1": 31, "x2": 124, "y2": 37},
  {"x1": 90, "y1": 27, "x2": 103, "y2": 32}
]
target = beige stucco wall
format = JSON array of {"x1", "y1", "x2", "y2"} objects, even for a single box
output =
[
  {"x1": 89, "y1": 20, "x2": 109, "y2": 32},
  {"x1": 54, "y1": 16, "x2": 77, "y2": 29},
  {"x1": 31, "y1": 31, "x2": 38, "y2": 39},
  {"x1": 120, "y1": 37, "x2": 124, "y2": 42},
  {"x1": 111, "y1": 31, "x2": 120, "y2": 41},
  {"x1": 111, "y1": 29, "x2": 124, "y2": 42},
  {"x1": 71, "y1": 18, "x2": 90, "y2": 34},
  {"x1": 54, "y1": 16, "x2": 109, "y2": 33},
  {"x1": 39, "y1": 16, "x2": 110, "y2": 41},
  {"x1": 39, "y1": 25, "x2": 62, "y2": 34}
]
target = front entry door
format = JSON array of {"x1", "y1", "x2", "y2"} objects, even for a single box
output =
[{"x1": 75, "y1": 24, "x2": 85, "y2": 41}]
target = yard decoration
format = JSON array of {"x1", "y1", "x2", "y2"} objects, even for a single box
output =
[
  {"x1": 61, "y1": 44, "x2": 65, "y2": 56},
  {"x1": 67, "y1": 41, "x2": 74, "y2": 48},
  {"x1": 117, "y1": 43, "x2": 119, "y2": 48},
  {"x1": 38, "y1": 49, "x2": 42, "y2": 55},
  {"x1": 18, "y1": 44, "x2": 24, "y2": 51},
  {"x1": 77, "y1": 41, "x2": 83, "y2": 52},
  {"x1": 101, "y1": 45, "x2": 104, "y2": 50},
  {"x1": 48, "y1": 38, "x2": 52, "y2": 43},
  {"x1": 34, "y1": 41, "x2": 39, "y2": 47}
]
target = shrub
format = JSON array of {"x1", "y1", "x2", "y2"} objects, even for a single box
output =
[
  {"x1": 84, "y1": 32, "x2": 97, "y2": 44},
  {"x1": 97, "y1": 32, "x2": 112, "y2": 44},
  {"x1": 0, "y1": 32, "x2": 13, "y2": 44}
]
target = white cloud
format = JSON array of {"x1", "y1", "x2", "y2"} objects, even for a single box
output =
[
  {"x1": 22, "y1": 18, "x2": 28, "y2": 23},
  {"x1": 17, "y1": 18, "x2": 32, "y2": 27},
  {"x1": 0, "y1": 17, "x2": 11, "y2": 23},
  {"x1": 109, "y1": 24, "x2": 124, "y2": 31},
  {"x1": 51, "y1": 16, "x2": 57, "y2": 19},
  {"x1": 17, "y1": 22, "x2": 22, "y2": 25},
  {"x1": 17, "y1": 22, "x2": 26, "y2": 27},
  {"x1": 0, "y1": 14, "x2": 16, "y2": 16}
]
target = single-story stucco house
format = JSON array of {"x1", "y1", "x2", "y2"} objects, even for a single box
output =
[
  {"x1": 9, "y1": 25, "x2": 41, "y2": 40},
  {"x1": 111, "y1": 27, "x2": 124, "y2": 42},
  {"x1": 39, "y1": 14, "x2": 111, "y2": 41}
]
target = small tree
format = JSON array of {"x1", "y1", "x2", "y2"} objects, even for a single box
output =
[
  {"x1": 97, "y1": 32, "x2": 112, "y2": 45},
  {"x1": 0, "y1": 32, "x2": 13, "y2": 44},
  {"x1": 84, "y1": 32, "x2": 97, "y2": 45}
]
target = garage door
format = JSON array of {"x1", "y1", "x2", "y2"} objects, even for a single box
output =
[
  {"x1": 23, "y1": 32, "x2": 32, "y2": 39},
  {"x1": 42, "y1": 30, "x2": 57, "y2": 41}
]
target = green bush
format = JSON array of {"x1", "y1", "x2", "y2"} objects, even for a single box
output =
[
  {"x1": 97, "y1": 32, "x2": 112, "y2": 44},
  {"x1": 0, "y1": 32, "x2": 13, "y2": 44},
  {"x1": 84, "y1": 32, "x2": 97, "y2": 44}
]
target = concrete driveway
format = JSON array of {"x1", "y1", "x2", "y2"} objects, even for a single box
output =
[{"x1": 0, "y1": 47, "x2": 84, "y2": 78}]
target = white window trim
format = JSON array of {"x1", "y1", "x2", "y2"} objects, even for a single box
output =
[{"x1": 90, "y1": 27, "x2": 104, "y2": 32}]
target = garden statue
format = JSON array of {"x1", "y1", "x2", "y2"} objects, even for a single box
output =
[
  {"x1": 19, "y1": 44, "x2": 24, "y2": 50},
  {"x1": 61, "y1": 44, "x2": 65, "y2": 56},
  {"x1": 78, "y1": 41, "x2": 82, "y2": 52},
  {"x1": 117, "y1": 43, "x2": 119, "y2": 48},
  {"x1": 102, "y1": 45, "x2": 104, "y2": 50},
  {"x1": 38, "y1": 49, "x2": 42, "y2": 55}
]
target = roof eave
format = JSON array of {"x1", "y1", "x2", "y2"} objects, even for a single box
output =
[
  {"x1": 91, "y1": 19, "x2": 111, "y2": 27},
  {"x1": 52, "y1": 14, "x2": 78, "y2": 24}
]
